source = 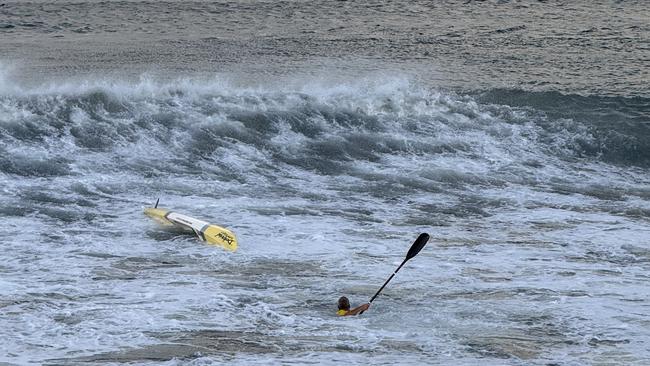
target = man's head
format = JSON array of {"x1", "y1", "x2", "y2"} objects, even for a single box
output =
[{"x1": 338, "y1": 296, "x2": 350, "y2": 310}]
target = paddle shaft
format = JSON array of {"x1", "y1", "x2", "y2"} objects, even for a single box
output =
[
  {"x1": 359, "y1": 233, "x2": 429, "y2": 315},
  {"x1": 359, "y1": 258, "x2": 408, "y2": 315},
  {"x1": 369, "y1": 258, "x2": 408, "y2": 303}
]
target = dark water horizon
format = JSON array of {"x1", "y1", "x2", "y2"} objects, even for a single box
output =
[{"x1": 1, "y1": 0, "x2": 649, "y2": 97}]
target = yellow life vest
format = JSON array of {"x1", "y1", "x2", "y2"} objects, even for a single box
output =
[{"x1": 337, "y1": 309, "x2": 349, "y2": 316}]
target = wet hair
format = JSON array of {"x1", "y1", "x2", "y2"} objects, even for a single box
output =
[{"x1": 338, "y1": 296, "x2": 350, "y2": 310}]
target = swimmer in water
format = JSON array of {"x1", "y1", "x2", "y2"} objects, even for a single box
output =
[{"x1": 337, "y1": 296, "x2": 370, "y2": 316}]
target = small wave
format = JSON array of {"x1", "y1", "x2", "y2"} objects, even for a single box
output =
[
  {"x1": 0, "y1": 149, "x2": 71, "y2": 177},
  {"x1": 474, "y1": 88, "x2": 650, "y2": 167},
  {"x1": 492, "y1": 25, "x2": 527, "y2": 34}
]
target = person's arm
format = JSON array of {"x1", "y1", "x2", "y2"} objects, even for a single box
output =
[{"x1": 345, "y1": 303, "x2": 370, "y2": 316}]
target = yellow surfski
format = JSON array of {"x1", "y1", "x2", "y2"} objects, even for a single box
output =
[{"x1": 144, "y1": 200, "x2": 237, "y2": 252}]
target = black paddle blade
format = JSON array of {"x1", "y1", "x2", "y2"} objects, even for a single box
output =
[
  {"x1": 154, "y1": 198, "x2": 159, "y2": 208},
  {"x1": 405, "y1": 233, "x2": 429, "y2": 261}
]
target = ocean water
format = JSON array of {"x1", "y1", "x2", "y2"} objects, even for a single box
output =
[{"x1": 1, "y1": 1, "x2": 649, "y2": 365}]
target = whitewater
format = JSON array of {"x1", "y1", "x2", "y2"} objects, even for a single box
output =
[
  {"x1": 1, "y1": 0, "x2": 650, "y2": 365},
  {"x1": 1, "y1": 71, "x2": 648, "y2": 365}
]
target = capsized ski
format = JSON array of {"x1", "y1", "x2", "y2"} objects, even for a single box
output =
[{"x1": 144, "y1": 201, "x2": 237, "y2": 252}]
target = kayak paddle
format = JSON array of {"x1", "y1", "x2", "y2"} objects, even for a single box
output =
[{"x1": 360, "y1": 233, "x2": 430, "y2": 314}]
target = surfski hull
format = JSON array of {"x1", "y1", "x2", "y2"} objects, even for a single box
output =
[{"x1": 144, "y1": 207, "x2": 237, "y2": 252}]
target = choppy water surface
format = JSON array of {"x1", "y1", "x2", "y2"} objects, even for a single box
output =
[
  {"x1": 2, "y1": 0, "x2": 649, "y2": 96},
  {"x1": 1, "y1": 1, "x2": 649, "y2": 365}
]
